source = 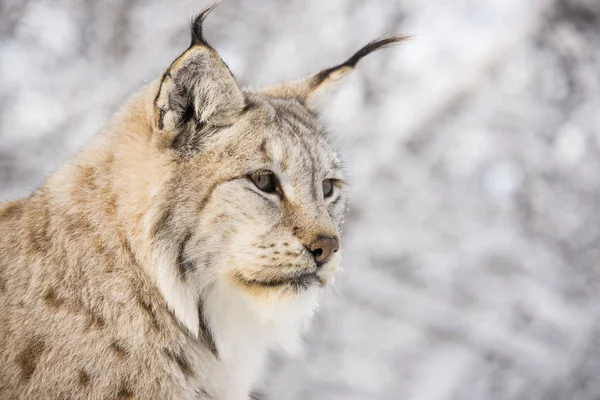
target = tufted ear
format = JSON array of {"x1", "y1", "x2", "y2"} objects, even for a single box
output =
[
  {"x1": 259, "y1": 35, "x2": 410, "y2": 104},
  {"x1": 153, "y1": 4, "x2": 245, "y2": 151}
]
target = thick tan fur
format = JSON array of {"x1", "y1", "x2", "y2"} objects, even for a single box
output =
[
  {"x1": 0, "y1": 86, "x2": 214, "y2": 399},
  {"x1": 0, "y1": 6, "x2": 403, "y2": 400}
]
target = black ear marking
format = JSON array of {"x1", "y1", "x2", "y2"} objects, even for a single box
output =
[
  {"x1": 153, "y1": 2, "x2": 245, "y2": 154},
  {"x1": 157, "y1": 108, "x2": 166, "y2": 130},
  {"x1": 190, "y1": 3, "x2": 220, "y2": 47},
  {"x1": 258, "y1": 34, "x2": 409, "y2": 102},
  {"x1": 311, "y1": 35, "x2": 410, "y2": 89}
]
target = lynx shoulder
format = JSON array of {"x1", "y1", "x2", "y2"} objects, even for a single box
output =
[{"x1": 0, "y1": 5, "x2": 405, "y2": 399}]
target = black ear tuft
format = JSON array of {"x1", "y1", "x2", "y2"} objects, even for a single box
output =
[
  {"x1": 312, "y1": 35, "x2": 410, "y2": 89},
  {"x1": 259, "y1": 34, "x2": 409, "y2": 101},
  {"x1": 153, "y1": 2, "x2": 245, "y2": 151},
  {"x1": 190, "y1": 3, "x2": 220, "y2": 47}
]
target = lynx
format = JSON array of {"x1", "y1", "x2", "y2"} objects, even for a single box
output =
[{"x1": 0, "y1": 5, "x2": 405, "y2": 399}]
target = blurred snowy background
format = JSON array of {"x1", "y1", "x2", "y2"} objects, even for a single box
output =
[{"x1": 2, "y1": 0, "x2": 600, "y2": 399}]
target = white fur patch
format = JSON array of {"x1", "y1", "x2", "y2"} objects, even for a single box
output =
[
  {"x1": 155, "y1": 249, "x2": 200, "y2": 338},
  {"x1": 202, "y1": 280, "x2": 321, "y2": 397}
]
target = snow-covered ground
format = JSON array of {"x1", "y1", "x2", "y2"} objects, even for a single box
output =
[{"x1": 2, "y1": 0, "x2": 600, "y2": 399}]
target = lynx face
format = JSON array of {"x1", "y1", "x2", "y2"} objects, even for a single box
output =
[
  {"x1": 160, "y1": 94, "x2": 347, "y2": 301},
  {"x1": 199, "y1": 99, "x2": 345, "y2": 288}
]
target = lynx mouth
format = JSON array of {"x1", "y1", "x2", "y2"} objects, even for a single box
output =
[{"x1": 235, "y1": 271, "x2": 324, "y2": 290}]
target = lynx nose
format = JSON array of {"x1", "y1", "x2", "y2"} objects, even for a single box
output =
[{"x1": 309, "y1": 236, "x2": 340, "y2": 267}]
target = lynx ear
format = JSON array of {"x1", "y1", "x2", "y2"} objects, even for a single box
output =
[
  {"x1": 260, "y1": 35, "x2": 410, "y2": 103},
  {"x1": 153, "y1": 4, "x2": 245, "y2": 149}
]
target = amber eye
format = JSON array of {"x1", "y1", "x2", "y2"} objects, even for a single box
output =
[
  {"x1": 250, "y1": 172, "x2": 278, "y2": 194},
  {"x1": 322, "y1": 179, "x2": 334, "y2": 198}
]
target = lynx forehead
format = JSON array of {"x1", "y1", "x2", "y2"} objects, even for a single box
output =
[{"x1": 0, "y1": 4, "x2": 406, "y2": 399}]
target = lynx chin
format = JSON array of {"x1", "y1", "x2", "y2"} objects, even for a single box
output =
[{"x1": 0, "y1": 5, "x2": 406, "y2": 399}]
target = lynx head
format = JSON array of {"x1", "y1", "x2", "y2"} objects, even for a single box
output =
[{"x1": 145, "y1": 5, "x2": 406, "y2": 340}]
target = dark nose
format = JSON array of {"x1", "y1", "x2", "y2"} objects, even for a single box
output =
[{"x1": 309, "y1": 236, "x2": 340, "y2": 267}]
